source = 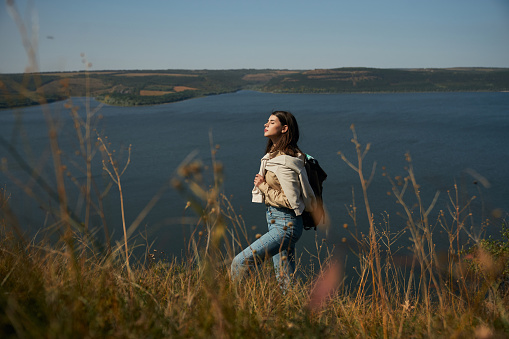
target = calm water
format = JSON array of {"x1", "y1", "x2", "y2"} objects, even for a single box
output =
[{"x1": 1, "y1": 91, "x2": 508, "y2": 262}]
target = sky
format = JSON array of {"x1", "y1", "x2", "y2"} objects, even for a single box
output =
[{"x1": 1, "y1": 0, "x2": 508, "y2": 73}]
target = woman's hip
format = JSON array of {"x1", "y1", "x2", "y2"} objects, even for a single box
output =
[{"x1": 266, "y1": 206, "x2": 303, "y2": 238}]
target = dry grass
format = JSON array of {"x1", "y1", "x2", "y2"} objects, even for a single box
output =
[
  {"x1": 1, "y1": 171, "x2": 508, "y2": 338},
  {"x1": 139, "y1": 90, "x2": 174, "y2": 96},
  {"x1": 174, "y1": 86, "x2": 197, "y2": 92}
]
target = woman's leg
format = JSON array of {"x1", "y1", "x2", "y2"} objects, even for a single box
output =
[
  {"x1": 231, "y1": 206, "x2": 303, "y2": 287},
  {"x1": 268, "y1": 206, "x2": 303, "y2": 289}
]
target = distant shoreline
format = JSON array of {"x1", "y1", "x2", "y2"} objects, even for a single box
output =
[
  {"x1": 2, "y1": 89, "x2": 509, "y2": 110},
  {"x1": 2, "y1": 67, "x2": 508, "y2": 108}
]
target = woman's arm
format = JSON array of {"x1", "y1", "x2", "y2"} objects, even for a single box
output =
[{"x1": 256, "y1": 175, "x2": 293, "y2": 209}]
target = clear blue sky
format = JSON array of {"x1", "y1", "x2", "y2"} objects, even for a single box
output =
[{"x1": 1, "y1": 0, "x2": 508, "y2": 73}]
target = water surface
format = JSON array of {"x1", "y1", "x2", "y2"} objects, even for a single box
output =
[{"x1": 1, "y1": 91, "x2": 507, "y2": 262}]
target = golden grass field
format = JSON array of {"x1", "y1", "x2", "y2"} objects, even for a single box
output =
[
  {"x1": 139, "y1": 90, "x2": 174, "y2": 96},
  {"x1": 139, "y1": 86, "x2": 197, "y2": 96}
]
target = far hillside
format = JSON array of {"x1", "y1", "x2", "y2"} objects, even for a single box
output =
[
  {"x1": 262, "y1": 68, "x2": 509, "y2": 93},
  {"x1": 1, "y1": 68, "x2": 508, "y2": 108}
]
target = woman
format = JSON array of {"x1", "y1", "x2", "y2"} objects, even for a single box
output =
[{"x1": 231, "y1": 111, "x2": 316, "y2": 289}]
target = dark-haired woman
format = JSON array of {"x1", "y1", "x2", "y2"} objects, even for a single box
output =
[{"x1": 231, "y1": 111, "x2": 316, "y2": 290}]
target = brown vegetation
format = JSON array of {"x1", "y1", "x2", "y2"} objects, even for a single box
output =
[
  {"x1": 139, "y1": 90, "x2": 174, "y2": 96},
  {"x1": 139, "y1": 86, "x2": 197, "y2": 96},
  {"x1": 242, "y1": 71, "x2": 299, "y2": 82},
  {"x1": 174, "y1": 86, "x2": 197, "y2": 92},
  {"x1": 114, "y1": 73, "x2": 199, "y2": 77}
]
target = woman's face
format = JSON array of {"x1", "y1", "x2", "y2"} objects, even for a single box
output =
[{"x1": 264, "y1": 115, "x2": 288, "y2": 142}]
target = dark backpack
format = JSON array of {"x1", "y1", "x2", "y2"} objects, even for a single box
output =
[{"x1": 302, "y1": 154, "x2": 327, "y2": 230}]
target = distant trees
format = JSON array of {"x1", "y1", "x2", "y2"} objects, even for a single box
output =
[{"x1": 261, "y1": 68, "x2": 509, "y2": 94}]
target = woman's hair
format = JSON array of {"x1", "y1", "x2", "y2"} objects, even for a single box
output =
[{"x1": 265, "y1": 110, "x2": 301, "y2": 157}]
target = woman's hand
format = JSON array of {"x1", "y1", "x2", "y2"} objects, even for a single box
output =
[{"x1": 254, "y1": 174, "x2": 265, "y2": 187}]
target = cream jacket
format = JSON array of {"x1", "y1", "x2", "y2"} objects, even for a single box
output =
[{"x1": 252, "y1": 153, "x2": 316, "y2": 216}]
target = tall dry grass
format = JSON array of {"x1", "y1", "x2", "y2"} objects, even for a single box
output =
[{"x1": 1, "y1": 1, "x2": 509, "y2": 337}]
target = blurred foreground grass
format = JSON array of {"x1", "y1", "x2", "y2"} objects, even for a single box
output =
[{"x1": 0, "y1": 215, "x2": 508, "y2": 338}]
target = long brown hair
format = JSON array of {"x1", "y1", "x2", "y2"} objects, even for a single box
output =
[{"x1": 265, "y1": 110, "x2": 301, "y2": 157}]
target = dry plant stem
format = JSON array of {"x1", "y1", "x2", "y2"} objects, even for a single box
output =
[
  {"x1": 7, "y1": 1, "x2": 77, "y2": 260},
  {"x1": 387, "y1": 156, "x2": 449, "y2": 333},
  {"x1": 126, "y1": 180, "x2": 170, "y2": 239},
  {"x1": 393, "y1": 173, "x2": 443, "y2": 306},
  {"x1": 6, "y1": 0, "x2": 38, "y2": 74},
  {"x1": 339, "y1": 125, "x2": 389, "y2": 336},
  {"x1": 208, "y1": 131, "x2": 226, "y2": 255},
  {"x1": 221, "y1": 196, "x2": 249, "y2": 259},
  {"x1": 85, "y1": 69, "x2": 92, "y2": 233},
  {"x1": 344, "y1": 188, "x2": 371, "y2": 305},
  {"x1": 68, "y1": 96, "x2": 104, "y2": 234},
  {"x1": 7, "y1": 2, "x2": 110, "y2": 254},
  {"x1": 0, "y1": 189, "x2": 26, "y2": 248},
  {"x1": 39, "y1": 67, "x2": 70, "y2": 233},
  {"x1": 445, "y1": 184, "x2": 476, "y2": 301},
  {"x1": 98, "y1": 136, "x2": 132, "y2": 281},
  {"x1": 80, "y1": 65, "x2": 108, "y2": 236}
]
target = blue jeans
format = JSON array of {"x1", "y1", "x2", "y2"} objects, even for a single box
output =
[{"x1": 231, "y1": 206, "x2": 304, "y2": 289}]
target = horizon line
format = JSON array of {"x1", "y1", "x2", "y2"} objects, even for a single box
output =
[{"x1": 2, "y1": 66, "x2": 509, "y2": 75}]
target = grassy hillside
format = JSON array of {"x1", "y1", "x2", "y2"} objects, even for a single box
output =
[
  {"x1": 1, "y1": 67, "x2": 508, "y2": 108},
  {"x1": 262, "y1": 68, "x2": 509, "y2": 93}
]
